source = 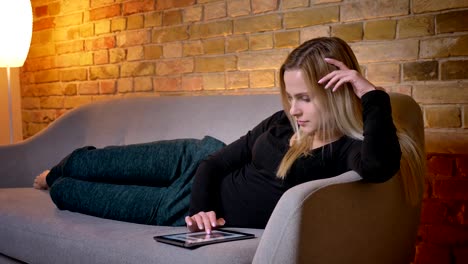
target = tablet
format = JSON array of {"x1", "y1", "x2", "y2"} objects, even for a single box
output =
[{"x1": 153, "y1": 229, "x2": 255, "y2": 249}]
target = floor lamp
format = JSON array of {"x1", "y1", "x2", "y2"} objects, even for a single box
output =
[{"x1": 0, "y1": 1, "x2": 33, "y2": 144}]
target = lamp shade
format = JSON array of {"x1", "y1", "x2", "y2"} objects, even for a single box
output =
[{"x1": 0, "y1": 0, "x2": 33, "y2": 67}]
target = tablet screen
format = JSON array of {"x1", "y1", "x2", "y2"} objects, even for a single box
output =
[{"x1": 154, "y1": 229, "x2": 255, "y2": 248}]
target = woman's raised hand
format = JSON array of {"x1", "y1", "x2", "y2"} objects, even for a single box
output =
[
  {"x1": 318, "y1": 58, "x2": 376, "y2": 98},
  {"x1": 185, "y1": 211, "x2": 225, "y2": 234}
]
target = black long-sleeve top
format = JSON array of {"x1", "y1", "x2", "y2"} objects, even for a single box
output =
[{"x1": 188, "y1": 90, "x2": 401, "y2": 228}]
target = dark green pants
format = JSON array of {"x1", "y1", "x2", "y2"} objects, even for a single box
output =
[{"x1": 47, "y1": 136, "x2": 225, "y2": 226}]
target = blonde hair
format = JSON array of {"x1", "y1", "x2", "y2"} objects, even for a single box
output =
[{"x1": 277, "y1": 37, "x2": 425, "y2": 205}]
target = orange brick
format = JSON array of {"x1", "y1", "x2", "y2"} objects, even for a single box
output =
[
  {"x1": 39, "y1": 97, "x2": 64, "y2": 109},
  {"x1": 364, "y1": 20, "x2": 396, "y2": 40},
  {"x1": 182, "y1": 76, "x2": 203, "y2": 91},
  {"x1": 121, "y1": 62, "x2": 155, "y2": 77},
  {"x1": 48, "y1": 2, "x2": 61, "y2": 16},
  {"x1": 194, "y1": 56, "x2": 237, "y2": 73},
  {"x1": 341, "y1": 0, "x2": 409, "y2": 22},
  {"x1": 34, "y1": 70, "x2": 60, "y2": 83},
  {"x1": 413, "y1": 0, "x2": 468, "y2": 13},
  {"x1": 190, "y1": 21, "x2": 232, "y2": 39},
  {"x1": 25, "y1": 56, "x2": 56, "y2": 71},
  {"x1": 284, "y1": 6, "x2": 338, "y2": 29},
  {"x1": 425, "y1": 106, "x2": 461, "y2": 128},
  {"x1": 238, "y1": 50, "x2": 290, "y2": 70},
  {"x1": 156, "y1": 0, "x2": 195, "y2": 10},
  {"x1": 100, "y1": 80, "x2": 116, "y2": 94},
  {"x1": 413, "y1": 83, "x2": 468, "y2": 104},
  {"x1": 116, "y1": 30, "x2": 150, "y2": 47},
  {"x1": 63, "y1": 84, "x2": 77, "y2": 96},
  {"x1": 145, "y1": 12, "x2": 162, "y2": 27},
  {"x1": 57, "y1": 52, "x2": 82, "y2": 68},
  {"x1": 366, "y1": 63, "x2": 400, "y2": 85},
  {"x1": 33, "y1": 17, "x2": 55, "y2": 31},
  {"x1": 331, "y1": 23, "x2": 363, "y2": 42},
  {"x1": 184, "y1": 6, "x2": 202, "y2": 22},
  {"x1": 117, "y1": 78, "x2": 134, "y2": 93},
  {"x1": 123, "y1": 0, "x2": 155, "y2": 15},
  {"x1": 163, "y1": 10, "x2": 182, "y2": 26},
  {"x1": 398, "y1": 16, "x2": 434, "y2": 39},
  {"x1": 127, "y1": 15, "x2": 144, "y2": 30},
  {"x1": 153, "y1": 26, "x2": 189, "y2": 43},
  {"x1": 352, "y1": 39, "x2": 418, "y2": 63},
  {"x1": 89, "y1": 65, "x2": 120, "y2": 80},
  {"x1": 85, "y1": 36, "x2": 116, "y2": 51},
  {"x1": 153, "y1": 77, "x2": 182, "y2": 92},
  {"x1": 78, "y1": 82, "x2": 100, "y2": 95},
  {"x1": 60, "y1": 68, "x2": 88, "y2": 82},
  {"x1": 144, "y1": 45, "x2": 163, "y2": 59},
  {"x1": 110, "y1": 48, "x2": 126, "y2": 63},
  {"x1": 81, "y1": 24, "x2": 95, "y2": 37},
  {"x1": 163, "y1": 42, "x2": 183, "y2": 58},
  {"x1": 134, "y1": 77, "x2": 153, "y2": 92},
  {"x1": 95, "y1": 20, "x2": 111, "y2": 35},
  {"x1": 55, "y1": 13, "x2": 83, "y2": 28},
  {"x1": 282, "y1": 0, "x2": 309, "y2": 10},
  {"x1": 202, "y1": 38, "x2": 225, "y2": 54},
  {"x1": 252, "y1": 0, "x2": 278, "y2": 14},
  {"x1": 227, "y1": 36, "x2": 249, "y2": 53},
  {"x1": 227, "y1": 0, "x2": 251, "y2": 17},
  {"x1": 203, "y1": 73, "x2": 225, "y2": 90},
  {"x1": 127, "y1": 46, "x2": 144, "y2": 61},
  {"x1": 436, "y1": 10, "x2": 468, "y2": 33},
  {"x1": 205, "y1": 2, "x2": 227, "y2": 20},
  {"x1": 226, "y1": 71, "x2": 249, "y2": 89},
  {"x1": 91, "y1": 0, "x2": 115, "y2": 8},
  {"x1": 60, "y1": 0, "x2": 89, "y2": 14},
  {"x1": 441, "y1": 60, "x2": 468, "y2": 80},
  {"x1": 183, "y1": 41, "x2": 203, "y2": 56},
  {"x1": 64, "y1": 96, "x2": 93, "y2": 109},
  {"x1": 234, "y1": 14, "x2": 281, "y2": 34},
  {"x1": 90, "y1": 4, "x2": 121, "y2": 21},
  {"x1": 274, "y1": 31, "x2": 300, "y2": 48},
  {"x1": 21, "y1": 97, "x2": 41, "y2": 109},
  {"x1": 250, "y1": 70, "x2": 275, "y2": 88},
  {"x1": 403, "y1": 61, "x2": 438, "y2": 81},
  {"x1": 156, "y1": 58, "x2": 194, "y2": 75},
  {"x1": 56, "y1": 40, "x2": 84, "y2": 54},
  {"x1": 111, "y1": 18, "x2": 127, "y2": 32},
  {"x1": 464, "y1": 106, "x2": 468, "y2": 129},
  {"x1": 35, "y1": 5, "x2": 48, "y2": 17},
  {"x1": 301, "y1": 26, "x2": 330, "y2": 43},
  {"x1": 250, "y1": 34, "x2": 273, "y2": 51},
  {"x1": 420, "y1": 35, "x2": 468, "y2": 59}
]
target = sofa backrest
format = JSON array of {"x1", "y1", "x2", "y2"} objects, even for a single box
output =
[{"x1": 0, "y1": 94, "x2": 282, "y2": 187}]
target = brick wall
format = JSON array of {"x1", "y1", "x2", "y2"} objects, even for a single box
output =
[
  {"x1": 19, "y1": 1, "x2": 468, "y2": 262},
  {"x1": 22, "y1": 0, "x2": 468, "y2": 143},
  {"x1": 417, "y1": 153, "x2": 468, "y2": 264}
]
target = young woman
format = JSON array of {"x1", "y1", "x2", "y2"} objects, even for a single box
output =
[{"x1": 34, "y1": 37, "x2": 424, "y2": 234}]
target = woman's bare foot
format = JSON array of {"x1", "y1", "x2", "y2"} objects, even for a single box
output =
[{"x1": 33, "y1": 170, "x2": 50, "y2": 190}]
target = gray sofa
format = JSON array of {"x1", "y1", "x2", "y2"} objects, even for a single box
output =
[{"x1": 0, "y1": 93, "x2": 423, "y2": 264}]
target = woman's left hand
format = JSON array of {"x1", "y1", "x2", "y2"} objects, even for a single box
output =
[{"x1": 318, "y1": 58, "x2": 376, "y2": 98}]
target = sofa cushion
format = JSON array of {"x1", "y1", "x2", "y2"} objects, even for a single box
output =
[{"x1": 0, "y1": 188, "x2": 263, "y2": 264}]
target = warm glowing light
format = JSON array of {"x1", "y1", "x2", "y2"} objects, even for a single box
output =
[{"x1": 0, "y1": 0, "x2": 33, "y2": 67}]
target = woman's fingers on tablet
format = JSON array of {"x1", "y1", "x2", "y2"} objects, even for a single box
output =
[
  {"x1": 216, "y1": 218, "x2": 226, "y2": 227},
  {"x1": 186, "y1": 211, "x2": 225, "y2": 234},
  {"x1": 185, "y1": 216, "x2": 199, "y2": 232}
]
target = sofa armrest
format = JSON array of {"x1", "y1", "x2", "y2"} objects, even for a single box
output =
[{"x1": 253, "y1": 171, "x2": 420, "y2": 264}]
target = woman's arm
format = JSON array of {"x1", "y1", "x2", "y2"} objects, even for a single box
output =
[
  {"x1": 347, "y1": 90, "x2": 402, "y2": 182},
  {"x1": 186, "y1": 110, "x2": 286, "y2": 233},
  {"x1": 319, "y1": 58, "x2": 401, "y2": 182}
]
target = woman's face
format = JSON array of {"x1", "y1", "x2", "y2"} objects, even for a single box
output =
[{"x1": 284, "y1": 69, "x2": 322, "y2": 135}]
